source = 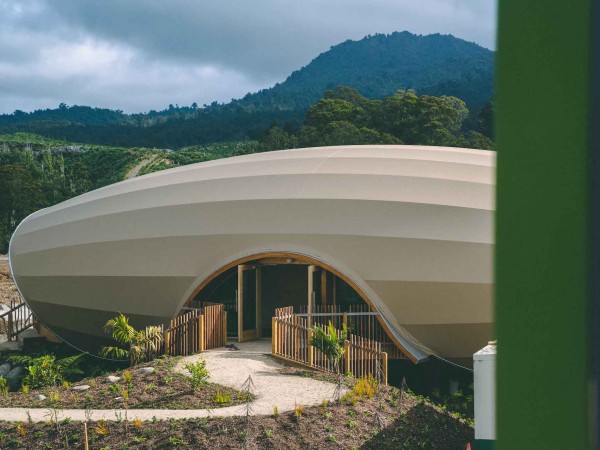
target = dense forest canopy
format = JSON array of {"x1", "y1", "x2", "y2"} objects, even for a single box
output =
[
  {"x1": 261, "y1": 87, "x2": 493, "y2": 151},
  {"x1": 0, "y1": 32, "x2": 493, "y2": 148}
]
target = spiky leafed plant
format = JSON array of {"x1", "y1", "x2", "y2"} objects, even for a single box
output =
[
  {"x1": 99, "y1": 313, "x2": 163, "y2": 366},
  {"x1": 310, "y1": 320, "x2": 347, "y2": 373},
  {"x1": 311, "y1": 320, "x2": 348, "y2": 401}
]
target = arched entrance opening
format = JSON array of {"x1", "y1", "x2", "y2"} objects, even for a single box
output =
[{"x1": 183, "y1": 252, "x2": 412, "y2": 362}]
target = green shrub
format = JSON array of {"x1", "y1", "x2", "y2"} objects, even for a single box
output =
[
  {"x1": 184, "y1": 359, "x2": 209, "y2": 391},
  {"x1": 17, "y1": 353, "x2": 84, "y2": 388},
  {"x1": 24, "y1": 355, "x2": 62, "y2": 388}
]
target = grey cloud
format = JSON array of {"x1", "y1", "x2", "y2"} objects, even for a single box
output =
[{"x1": 0, "y1": 0, "x2": 496, "y2": 114}]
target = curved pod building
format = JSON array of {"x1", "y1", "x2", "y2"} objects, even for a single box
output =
[{"x1": 9, "y1": 145, "x2": 495, "y2": 362}]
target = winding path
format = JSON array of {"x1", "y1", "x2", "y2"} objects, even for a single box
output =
[
  {"x1": 0, "y1": 340, "x2": 341, "y2": 422},
  {"x1": 124, "y1": 155, "x2": 159, "y2": 179}
]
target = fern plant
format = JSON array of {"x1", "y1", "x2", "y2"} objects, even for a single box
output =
[{"x1": 99, "y1": 313, "x2": 163, "y2": 365}]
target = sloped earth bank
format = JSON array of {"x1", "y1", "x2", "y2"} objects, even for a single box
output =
[
  {"x1": 0, "y1": 385, "x2": 473, "y2": 449},
  {"x1": 0, "y1": 259, "x2": 20, "y2": 307}
]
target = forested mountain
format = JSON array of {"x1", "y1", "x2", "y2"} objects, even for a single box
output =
[{"x1": 0, "y1": 32, "x2": 493, "y2": 148}]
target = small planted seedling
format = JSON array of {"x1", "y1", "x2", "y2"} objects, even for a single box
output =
[
  {"x1": 16, "y1": 423, "x2": 26, "y2": 437},
  {"x1": 95, "y1": 421, "x2": 109, "y2": 435},
  {"x1": 294, "y1": 402, "x2": 304, "y2": 420},
  {"x1": 167, "y1": 436, "x2": 186, "y2": 446},
  {"x1": 212, "y1": 389, "x2": 231, "y2": 404}
]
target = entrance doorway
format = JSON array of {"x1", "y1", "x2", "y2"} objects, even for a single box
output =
[{"x1": 188, "y1": 254, "x2": 365, "y2": 342}]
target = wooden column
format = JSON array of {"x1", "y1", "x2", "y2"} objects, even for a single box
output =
[
  {"x1": 308, "y1": 328, "x2": 314, "y2": 366},
  {"x1": 237, "y1": 265, "x2": 244, "y2": 342},
  {"x1": 344, "y1": 340, "x2": 350, "y2": 374},
  {"x1": 165, "y1": 330, "x2": 170, "y2": 356},
  {"x1": 307, "y1": 265, "x2": 318, "y2": 328},
  {"x1": 198, "y1": 315, "x2": 205, "y2": 351},
  {"x1": 382, "y1": 352, "x2": 388, "y2": 386},
  {"x1": 271, "y1": 317, "x2": 277, "y2": 354}
]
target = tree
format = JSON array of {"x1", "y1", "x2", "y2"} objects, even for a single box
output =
[
  {"x1": 0, "y1": 165, "x2": 45, "y2": 253},
  {"x1": 379, "y1": 90, "x2": 468, "y2": 146},
  {"x1": 261, "y1": 126, "x2": 298, "y2": 151},
  {"x1": 305, "y1": 98, "x2": 366, "y2": 128},
  {"x1": 100, "y1": 313, "x2": 163, "y2": 365}
]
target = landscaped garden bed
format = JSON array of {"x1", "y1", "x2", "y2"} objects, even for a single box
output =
[
  {"x1": 0, "y1": 380, "x2": 473, "y2": 449},
  {"x1": 0, "y1": 356, "x2": 247, "y2": 410}
]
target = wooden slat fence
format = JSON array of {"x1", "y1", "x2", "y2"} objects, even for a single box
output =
[
  {"x1": 346, "y1": 334, "x2": 386, "y2": 384},
  {"x1": 203, "y1": 303, "x2": 226, "y2": 350},
  {"x1": 272, "y1": 308, "x2": 389, "y2": 384},
  {"x1": 275, "y1": 306, "x2": 294, "y2": 317},
  {"x1": 272, "y1": 313, "x2": 309, "y2": 364},
  {"x1": 165, "y1": 309, "x2": 202, "y2": 356},
  {"x1": 146, "y1": 303, "x2": 227, "y2": 359}
]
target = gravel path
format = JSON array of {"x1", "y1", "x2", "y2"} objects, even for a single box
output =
[
  {"x1": 175, "y1": 341, "x2": 342, "y2": 415},
  {"x1": 0, "y1": 340, "x2": 341, "y2": 422}
]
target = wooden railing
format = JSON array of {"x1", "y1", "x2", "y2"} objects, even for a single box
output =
[
  {"x1": 147, "y1": 303, "x2": 227, "y2": 358},
  {"x1": 272, "y1": 307, "x2": 389, "y2": 384},
  {"x1": 0, "y1": 298, "x2": 36, "y2": 341},
  {"x1": 298, "y1": 304, "x2": 407, "y2": 360}
]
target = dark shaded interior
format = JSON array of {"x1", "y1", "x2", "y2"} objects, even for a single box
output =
[{"x1": 189, "y1": 259, "x2": 365, "y2": 338}]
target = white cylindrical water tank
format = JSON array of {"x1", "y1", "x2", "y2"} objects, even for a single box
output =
[{"x1": 474, "y1": 341, "x2": 496, "y2": 448}]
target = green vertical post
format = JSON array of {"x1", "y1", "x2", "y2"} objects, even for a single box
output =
[{"x1": 496, "y1": 1, "x2": 592, "y2": 448}]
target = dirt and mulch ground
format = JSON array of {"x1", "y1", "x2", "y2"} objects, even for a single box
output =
[
  {"x1": 0, "y1": 382, "x2": 473, "y2": 449},
  {"x1": 0, "y1": 357, "x2": 248, "y2": 410},
  {"x1": 0, "y1": 259, "x2": 19, "y2": 307}
]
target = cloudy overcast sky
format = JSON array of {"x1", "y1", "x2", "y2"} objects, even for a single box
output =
[{"x1": 0, "y1": 0, "x2": 497, "y2": 114}]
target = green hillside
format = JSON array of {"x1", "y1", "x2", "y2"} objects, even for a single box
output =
[{"x1": 0, "y1": 135, "x2": 259, "y2": 252}]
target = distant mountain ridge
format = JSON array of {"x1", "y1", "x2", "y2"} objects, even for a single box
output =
[
  {"x1": 0, "y1": 31, "x2": 494, "y2": 148},
  {"x1": 236, "y1": 31, "x2": 493, "y2": 112}
]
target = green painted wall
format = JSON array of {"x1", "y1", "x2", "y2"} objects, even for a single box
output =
[{"x1": 495, "y1": 1, "x2": 591, "y2": 448}]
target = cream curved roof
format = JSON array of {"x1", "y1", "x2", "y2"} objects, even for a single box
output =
[{"x1": 10, "y1": 145, "x2": 495, "y2": 361}]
